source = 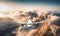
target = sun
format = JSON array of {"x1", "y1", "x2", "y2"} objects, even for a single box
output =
[
  {"x1": 0, "y1": 3, "x2": 9, "y2": 12},
  {"x1": 0, "y1": 3, "x2": 10, "y2": 17}
]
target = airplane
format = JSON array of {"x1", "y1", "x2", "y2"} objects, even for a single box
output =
[{"x1": 19, "y1": 19, "x2": 43, "y2": 28}]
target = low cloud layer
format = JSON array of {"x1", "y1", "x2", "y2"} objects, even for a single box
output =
[{"x1": 0, "y1": 10, "x2": 60, "y2": 36}]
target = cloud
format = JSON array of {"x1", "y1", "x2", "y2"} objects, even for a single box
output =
[{"x1": 0, "y1": 17, "x2": 19, "y2": 31}]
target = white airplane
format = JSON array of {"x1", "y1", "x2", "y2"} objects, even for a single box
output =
[{"x1": 19, "y1": 19, "x2": 43, "y2": 28}]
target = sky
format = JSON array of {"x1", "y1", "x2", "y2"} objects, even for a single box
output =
[
  {"x1": 0, "y1": 1, "x2": 60, "y2": 12},
  {"x1": 4, "y1": 0, "x2": 60, "y2": 5},
  {"x1": 0, "y1": 0, "x2": 60, "y2": 17}
]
